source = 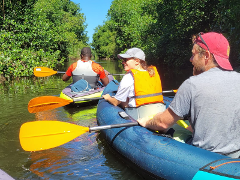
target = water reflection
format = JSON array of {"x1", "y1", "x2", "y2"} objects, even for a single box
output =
[
  {"x1": 23, "y1": 103, "x2": 142, "y2": 180},
  {"x1": 63, "y1": 104, "x2": 98, "y2": 123},
  {"x1": 27, "y1": 127, "x2": 141, "y2": 180},
  {"x1": 29, "y1": 147, "x2": 72, "y2": 179},
  {"x1": 96, "y1": 134, "x2": 142, "y2": 180},
  {"x1": 35, "y1": 109, "x2": 60, "y2": 121}
]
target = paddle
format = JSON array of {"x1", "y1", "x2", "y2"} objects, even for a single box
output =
[
  {"x1": 34, "y1": 67, "x2": 65, "y2": 77},
  {"x1": 19, "y1": 118, "x2": 188, "y2": 151},
  {"x1": 19, "y1": 120, "x2": 139, "y2": 151},
  {"x1": 28, "y1": 89, "x2": 178, "y2": 113},
  {"x1": 34, "y1": 67, "x2": 125, "y2": 77},
  {"x1": 28, "y1": 96, "x2": 103, "y2": 113}
]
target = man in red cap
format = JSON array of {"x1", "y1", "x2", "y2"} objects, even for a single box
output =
[{"x1": 138, "y1": 32, "x2": 240, "y2": 158}]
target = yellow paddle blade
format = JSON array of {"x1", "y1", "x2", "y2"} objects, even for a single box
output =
[
  {"x1": 173, "y1": 89, "x2": 178, "y2": 93},
  {"x1": 28, "y1": 96, "x2": 73, "y2": 113},
  {"x1": 19, "y1": 121, "x2": 90, "y2": 151},
  {"x1": 34, "y1": 67, "x2": 58, "y2": 77},
  {"x1": 176, "y1": 120, "x2": 188, "y2": 128}
]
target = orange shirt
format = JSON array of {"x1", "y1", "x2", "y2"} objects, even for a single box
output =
[{"x1": 66, "y1": 60, "x2": 106, "y2": 79}]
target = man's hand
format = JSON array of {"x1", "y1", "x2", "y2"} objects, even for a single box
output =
[{"x1": 137, "y1": 116, "x2": 151, "y2": 127}]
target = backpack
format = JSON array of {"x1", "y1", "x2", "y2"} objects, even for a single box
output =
[{"x1": 70, "y1": 79, "x2": 92, "y2": 92}]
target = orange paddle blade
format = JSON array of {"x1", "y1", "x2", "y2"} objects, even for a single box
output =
[
  {"x1": 28, "y1": 96, "x2": 73, "y2": 113},
  {"x1": 34, "y1": 67, "x2": 58, "y2": 77},
  {"x1": 19, "y1": 121, "x2": 89, "y2": 151}
]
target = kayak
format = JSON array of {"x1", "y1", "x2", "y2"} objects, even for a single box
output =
[
  {"x1": 0, "y1": 169, "x2": 14, "y2": 180},
  {"x1": 96, "y1": 80, "x2": 240, "y2": 180},
  {"x1": 60, "y1": 85, "x2": 104, "y2": 104},
  {"x1": 60, "y1": 73, "x2": 114, "y2": 104}
]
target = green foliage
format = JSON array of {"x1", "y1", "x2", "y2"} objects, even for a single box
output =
[
  {"x1": 92, "y1": 21, "x2": 117, "y2": 59},
  {"x1": 0, "y1": 0, "x2": 88, "y2": 79},
  {"x1": 0, "y1": 75, "x2": 67, "y2": 96},
  {"x1": 33, "y1": 0, "x2": 88, "y2": 57},
  {"x1": 212, "y1": 0, "x2": 240, "y2": 67},
  {"x1": 0, "y1": 15, "x2": 63, "y2": 78},
  {"x1": 92, "y1": 0, "x2": 240, "y2": 69},
  {"x1": 108, "y1": 0, "x2": 159, "y2": 50},
  {"x1": 151, "y1": 0, "x2": 219, "y2": 66},
  {"x1": 92, "y1": 0, "x2": 159, "y2": 60}
]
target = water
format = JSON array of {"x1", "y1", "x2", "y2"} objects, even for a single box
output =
[{"x1": 0, "y1": 60, "x2": 192, "y2": 179}]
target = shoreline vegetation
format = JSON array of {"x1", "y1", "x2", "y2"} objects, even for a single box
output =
[{"x1": 1, "y1": 0, "x2": 240, "y2": 81}]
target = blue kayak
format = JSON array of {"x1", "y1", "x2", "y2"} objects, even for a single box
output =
[{"x1": 97, "y1": 80, "x2": 240, "y2": 180}]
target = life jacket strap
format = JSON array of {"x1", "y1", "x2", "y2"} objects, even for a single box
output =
[{"x1": 132, "y1": 92, "x2": 163, "y2": 99}]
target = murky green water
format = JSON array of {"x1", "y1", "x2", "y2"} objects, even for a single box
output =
[
  {"x1": 0, "y1": 60, "x2": 191, "y2": 179},
  {"x1": 0, "y1": 60, "x2": 143, "y2": 180}
]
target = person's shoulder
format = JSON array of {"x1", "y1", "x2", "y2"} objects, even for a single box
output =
[
  {"x1": 92, "y1": 61, "x2": 103, "y2": 68},
  {"x1": 119, "y1": 73, "x2": 134, "y2": 87},
  {"x1": 68, "y1": 61, "x2": 78, "y2": 69},
  {"x1": 121, "y1": 73, "x2": 134, "y2": 82},
  {"x1": 123, "y1": 72, "x2": 133, "y2": 78},
  {"x1": 70, "y1": 60, "x2": 78, "y2": 65},
  {"x1": 92, "y1": 62, "x2": 104, "y2": 74},
  {"x1": 92, "y1": 61, "x2": 104, "y2": 70},
  {"x1": 185, "y1": 68, "x2": 219, "y2": 85}
]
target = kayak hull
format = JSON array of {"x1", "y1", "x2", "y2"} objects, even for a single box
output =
[
  {"x1": 97, "y1": 80, "x2": 240, "y2": 180},
  {"x1": 60, "y1": 84, "x2": 104, "y2": 104}
]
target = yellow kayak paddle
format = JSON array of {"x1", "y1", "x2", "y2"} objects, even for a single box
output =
[
  {"x1": 28, "y1": 96, "x2": 104, "y2": 113},
  {"x1": 19, "y1": 120, "x2": 187, "y2": 152},
  {"x1": 19, "y1": 121, "x2": 139, "y2": 151}
]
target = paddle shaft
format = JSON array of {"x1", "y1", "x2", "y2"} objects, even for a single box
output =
[
  {"x1": 90, "y1": 122, "x2": 139, "y2": 131},
  {"x1": 74, "y1": 96, "x2": 103, "y2": 102},
  {"x1": 111, "y1": 73, "x2": 125, "y2": 76},
  {"x1": 28, "y1": 88, "x2": 178, "y2": 113},
  {"x1": 34, "y1": 67, "x2": 125, "y2": 77},
  {"x1": 66, "y1": 89, "x2": 176, "y2": 103},
  {"x1": 53, "y1": 71, "x2": 124, "y2": 76},
  {"x1": 56, "y1": 71, "x2": 65, "y2": 74},
  {"x1": 162, "y1": 90, "x2": 177, "y2": 93}
]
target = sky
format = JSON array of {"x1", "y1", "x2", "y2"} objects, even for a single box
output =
[{"x1": 71, "y1": 0, "x2": 113, "y2": 43}]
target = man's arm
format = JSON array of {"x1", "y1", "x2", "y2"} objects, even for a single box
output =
[
  {"x1": 138, "y1": 107, "x2": 181, "y2": 133},
  {"x1": 186, "y1": 125, "x2": 193, "y2": 132},
  {"x1": 62, "y1": 73, "x2": 71, "y2": 81},
  {"x1": 100, "y1": 76, "x2": 109, "y2": 86},
  {"x1": 92, "y1": 63, "x2": 109, "y2": 86}
]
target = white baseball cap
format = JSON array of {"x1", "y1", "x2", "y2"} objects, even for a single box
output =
[{"x1": 117, "y1": 47, "x2": 145, "y2": 61}]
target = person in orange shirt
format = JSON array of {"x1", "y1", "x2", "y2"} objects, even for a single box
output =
[{"x1": 62, "y1": 47, "x2": 109, "y2": 88}]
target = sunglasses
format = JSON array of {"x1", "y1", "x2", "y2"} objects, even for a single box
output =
[
  {"x1": 197, "y1": 32, "x2": 210, "y2": 51},
  {"x1": 122, "y1": 58, "x2": 133, "y2": 63}
]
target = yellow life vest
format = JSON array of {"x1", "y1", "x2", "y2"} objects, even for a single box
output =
[{"x1": 130, "y1": 66, "x2": 164, "y2": 107}]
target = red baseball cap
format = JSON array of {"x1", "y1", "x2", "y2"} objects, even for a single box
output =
[{"x1": 195, "y1": 32, "x2": 233, "y2": 70}]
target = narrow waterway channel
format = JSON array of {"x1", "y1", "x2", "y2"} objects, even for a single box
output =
[{"x1": 0, "y1": 60, "x2": 191, "y2": 179}]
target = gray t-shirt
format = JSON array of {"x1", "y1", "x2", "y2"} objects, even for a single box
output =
[{"x1": 169, "y1": 67, "x2": 240, "y2": 154}]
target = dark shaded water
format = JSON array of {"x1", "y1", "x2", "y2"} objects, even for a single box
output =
[{"x1": 0, "y1": 60, "x2": 192, "y2": 179}]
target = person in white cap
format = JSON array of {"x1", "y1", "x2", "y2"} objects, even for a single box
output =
[
  {"x1": 138, "y1": 32, "x2": 240, "y2": 158},
  {"x1": 102, "y1": 47, "x2": 165, "y2": 119}
]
